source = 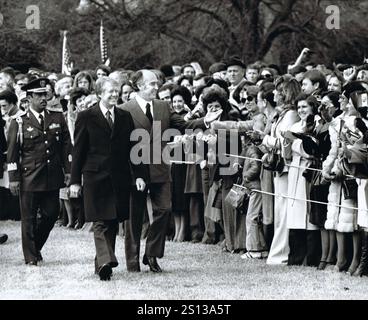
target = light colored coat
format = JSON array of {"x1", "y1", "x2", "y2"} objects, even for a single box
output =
[
  {"x1": 263, "y1": 108, "x2": 299, "y2": 264},
  {"x1": 322, "y1": 115, "x2": 358, "y2": 232},
  {"x1": 283, "y1": 121, "x2": 318, "y2": 230}
]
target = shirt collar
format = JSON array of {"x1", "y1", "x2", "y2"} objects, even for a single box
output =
[
  {"x1": 99, "y1": 102, "x2": 115, "y2": 119},
  {"x1": 135, "y1": 94, "x2": 153, "y2": 110},
  {"x1": 29, "y1": 107, "x2": 45, "y2": 120}
]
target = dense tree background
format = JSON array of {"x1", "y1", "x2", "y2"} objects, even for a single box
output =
[{"x1": 0, "y1": 0, "x2": 368, "y2": 73}]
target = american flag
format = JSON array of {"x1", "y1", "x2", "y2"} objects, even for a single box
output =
[
  {"x1": 62, "y1": 31, "x2": 74, "y2": 75},
  {"x1": 100, "y1": 20, "x2": 110, "y2": 65}
]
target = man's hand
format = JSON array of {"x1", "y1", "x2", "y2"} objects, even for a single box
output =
[
  {"x1": 344, "y1": 66, "x2": 357, "y2": 82},
  {"x1": 204, "y1": 109, "x2": 223, "y2": 126},
  {"x1": 199, "y1": 160, "x2": 207, "y2": 170},
  {"x1": 183, "y1": 104, "x2": 192, "y2": 113},
  {"x1": 136, "y1": 178, "x2": 146, "y2": 192},
  {"x1": 300, "y1": 47, "x2": 310, "y2": 58},
  {"x1": 69, "y1": 184, "x2": 82, "y2": 198},
  {"x1": 251, "y1": 130, "x2": 266, "y2": 141},
  {"x1": 64, "y1": 173, "x2": 71, "y2": 186},
  {"x1": 9, "y1": 181, "x2": 20, "y2": 196},
  {"x1": 283, "y1": 130, "x2": 297, "y2": 142}
]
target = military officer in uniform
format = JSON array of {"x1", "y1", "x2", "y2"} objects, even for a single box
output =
[{"x1": 7, "y1": 78, "x2": 72, "y2": 266}]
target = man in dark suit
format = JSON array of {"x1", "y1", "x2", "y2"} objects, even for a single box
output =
[
  {"x1": 69, "y1": 77, "x2": 146, "y2": 281},
  {"x1": 0, "y1": 116, "x2": 8, "y2": 244},
  {"x1": 7, "y1": 77, "x2": 72, "y2": 266},
  {"x1": 0, "y1": 89, "x2": 22, "y2": 221},
  {"x1": 119, "y1": 69, "x2": 222, "y2": 273}
]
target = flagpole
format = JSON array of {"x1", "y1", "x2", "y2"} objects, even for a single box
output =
[
  {"x1": 61, "y1": 30, "x2": 67, "y2": 74},
  {"x1": 100, "y1": 19, "x2": 106, "y2": 64}
]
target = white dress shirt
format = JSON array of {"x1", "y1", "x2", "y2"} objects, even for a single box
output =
[
  {"x1": 99, "y1": 102, "x2": 115, "y2": 123},
  {"x1": 29, "y1": 107, "x2": 45, "y2": 124},
  {"x1": 135, "y1": 94, "x2": 153, "y2": 120}
]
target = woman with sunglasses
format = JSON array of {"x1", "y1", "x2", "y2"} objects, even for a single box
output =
[
  {"x1": 309, "y1": 91, "x2": 341, "y2": 270},
  {"x1": 257, "y1": 82, "x2": 278, "y2": 250}
]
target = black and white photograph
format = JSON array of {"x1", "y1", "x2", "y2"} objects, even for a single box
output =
[{"x1": 0, "y1": 0, "x2": 368, "y2": 307}]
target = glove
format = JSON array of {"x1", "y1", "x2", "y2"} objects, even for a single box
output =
[{"x1": 355, "y1": 118, "x2": 368, "y2": 135}]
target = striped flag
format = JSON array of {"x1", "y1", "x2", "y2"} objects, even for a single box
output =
[
  {"x1": 100, "y1": 20, "x2": 110, "y2": 66},
  {"x1": 61, "y1": 31, "x2": 74, "y2": 75}
]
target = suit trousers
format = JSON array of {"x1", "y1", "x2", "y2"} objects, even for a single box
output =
[
  {"x1": 19, "y1": 190, "x2": 60, "y2": 263},
  {"x1": 124, "y1": 182, "x2": 171, "y2": 270},
  {"x1": 188, "y1": 193, "x2": 204, "y2": 240},
  {"x1": 93, "y1": 220, "x2": 119, "y2": 272}
]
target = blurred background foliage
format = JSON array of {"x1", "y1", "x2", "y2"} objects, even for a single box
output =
[{"x1": 1, "y1": 0, "x2": 368, "y2": 73}]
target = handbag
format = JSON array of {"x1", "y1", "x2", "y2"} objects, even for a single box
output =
[
  {"x1": 262, "y1": 148, "x2": 284, "y2": 173},
  {"x1": 224, "y1": 178, "x2": 249, "y2": 211},
  {"x1": 204, "y1": 180, "x2": 222, "y2": 223},
  {"x1": 342, "y1": 178, "x2": 358, "y2": 200}
]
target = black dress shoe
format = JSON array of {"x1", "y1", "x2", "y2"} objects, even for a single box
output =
[
  {"x1": 26, "y1": 260, "x2": 38, "y2": 266},
  {"x1": 127, "y1": 266, "x2": 141, "y2": 272},
  {"x1": 37, "y1": 252, "x2": 43, "y2": 262},
  {"x1": 98, "y1": 264, "x2": 112, "y2": 281},
  {"x1": 143, "y1": 254, "x2": 162, "y2": 273},
  {"x1": 0, "y1": 234, "x2": 8, "y2": 244}
]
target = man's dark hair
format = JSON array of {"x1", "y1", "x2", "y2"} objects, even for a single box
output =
[
  {"x1": 95, "y1": 64, "x2": 111, "y2": 76},
  {"x1": 180, "y1": 64, "x2": 195, "y2": 74},
  {"x1": 303, "y1": 70, "x2": 327, "y2": 92},
  {"x1": 0, "y1": 89, "x2": 18, "y2": 105},
  {"x1": 177, "y1": 75, "x2": 193, "y2": 86}
]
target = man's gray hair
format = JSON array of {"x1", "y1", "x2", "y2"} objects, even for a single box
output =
[{"x1": 95, "y1": 76, "x2": 120, "y2": 96}]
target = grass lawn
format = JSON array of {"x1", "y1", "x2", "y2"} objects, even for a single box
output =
[{"x1": 1, "y1": 220, "x2": 368, "y2": 300}]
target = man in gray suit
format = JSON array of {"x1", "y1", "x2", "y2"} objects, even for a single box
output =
[{"x1": 119, "y1": 69, "x2": 221, "y2": 272}]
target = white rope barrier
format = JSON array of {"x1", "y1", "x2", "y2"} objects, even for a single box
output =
[
  {"x1": 225, "y1": 153, "x2": 356, "y2": 179},
  {"x1": 233, "y1": 184, "x2": 368, "y2": 212}
]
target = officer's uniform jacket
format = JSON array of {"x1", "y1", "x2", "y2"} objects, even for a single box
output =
[{"x1": 7, "y1": 108, "x2": 72, "y2": 191}]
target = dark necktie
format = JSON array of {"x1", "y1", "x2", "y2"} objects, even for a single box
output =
[
  {"x1": 106, "y1": 110, "x2": 113, "y2": 129},
  {"x1": 145, "y1": 103, "x2": 153, "y2": 124},
  {"x1": 39, "y1": 114, "x2": 44, "y2": 130}
]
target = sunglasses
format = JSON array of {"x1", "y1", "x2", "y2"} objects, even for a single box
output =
[
  {"x1": 261, "y1": 74, "x2": 272, "y2": 79},
  {"x1": 241, "y1": 95, "x2": 257, "y2": 103},
  {"x1": 320, "y1": 102, "x2": 334, "y2": 108}
]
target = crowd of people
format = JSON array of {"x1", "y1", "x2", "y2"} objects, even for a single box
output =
[{"x1": 0, "y1": 47, "x2": 368, "y2": 280}]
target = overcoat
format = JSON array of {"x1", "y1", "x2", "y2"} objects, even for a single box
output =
[{"x1": 70, "y1": 104, "x2": 145, "y2": 222}]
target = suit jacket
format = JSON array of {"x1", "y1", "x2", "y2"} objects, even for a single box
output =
[
  {"x1": 7, "y1": 109, "x2": 71, "y2": 191},
  {"x1": 0, "y1": 119, "x2": 6, "y2": 179},
  {"x1": 70, "y1": 104, "x2": 145, "y2": 222},
  {"x1": 118, "y1": 98, "x2": 206, "y2": 184}
]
